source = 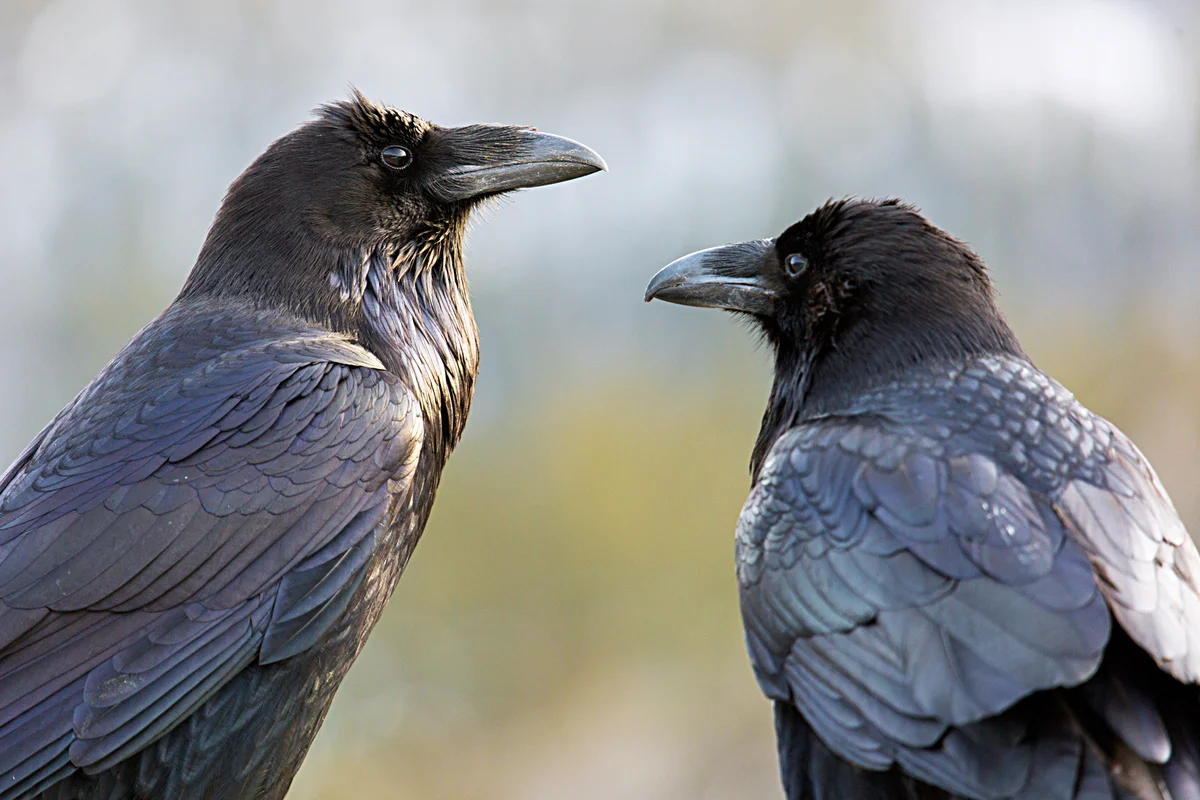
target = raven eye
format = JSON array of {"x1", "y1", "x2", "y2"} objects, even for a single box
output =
[
  {"x1": 381, "y1": 146, "x2": 413, "y2": 170},
  {"x1": 784, "y1": 253, "x2": 808, "y2": 277}
]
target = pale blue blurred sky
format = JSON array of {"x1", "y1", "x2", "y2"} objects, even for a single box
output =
[
  {"x1": 1, "y1": 0, "x2": 1198, "y2": 461},
  {"x1": 0, "y1": 0, "x2": 1195, "y2": 447}
]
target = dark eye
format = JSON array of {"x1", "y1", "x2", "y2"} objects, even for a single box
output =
[
  {"x1": 784, "y1": 252, "x2": 808, "y2": 277},
  {"x1": 381, "y1": 145, "x2": 413, "y2": 170}
]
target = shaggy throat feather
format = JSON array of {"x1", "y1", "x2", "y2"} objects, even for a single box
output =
[{"x1": 354, "y1": 236, "x2": 480, "y2": 462}]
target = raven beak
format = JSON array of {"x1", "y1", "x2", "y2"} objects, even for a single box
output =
[
  {"x1": 645, "y1": 240, "x2": 779, "y2": 315},
  {"x1": 433, "y1": 126, "x2": 606, "y2": 202}
]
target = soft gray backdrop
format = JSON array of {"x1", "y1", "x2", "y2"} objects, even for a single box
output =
[{"x1": 2, "y1": 1, "x2": 1199, "y2": 797}]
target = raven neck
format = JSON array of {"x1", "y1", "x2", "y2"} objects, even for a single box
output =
[
  {"x1": 356, "y1": 238, "x2": 479, "y2": 471},
  {"x1": 751, "y1": 346, "x2": 814, "y2": 480},
  {"x1": 751, "y1": 314, "x2": 1024, "y2": 480}
]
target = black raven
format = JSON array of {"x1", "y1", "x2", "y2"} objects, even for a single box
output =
[
  {"x1": 646, "y1": 199, "x2": 1200, "y2": 799},
  {"x1": 0, "y1": 92, "x2": 604, "y2": 800}
]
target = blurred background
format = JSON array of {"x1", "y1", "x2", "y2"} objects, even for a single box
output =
[{"x1": 1, "y1": 0, "x2": 1200, "y2": 796}]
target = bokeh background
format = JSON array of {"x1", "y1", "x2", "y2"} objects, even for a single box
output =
[{"x1": 2, "y1": 0, "x2": 1200, "y2": 796}]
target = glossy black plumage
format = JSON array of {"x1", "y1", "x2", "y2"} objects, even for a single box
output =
[
  {"x1": 0, "y1": 93, "x2": 603, "y2": 799},
  {"x1": 647, "y1": 199, "x2": 1200, "y2": 799}
]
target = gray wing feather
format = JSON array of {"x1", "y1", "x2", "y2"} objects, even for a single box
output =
[{"x1": 1056, "y1": 435, "x2": 1200, "y2": 683}]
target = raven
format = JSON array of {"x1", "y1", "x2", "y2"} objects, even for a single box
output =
[
  {"x1": 646, "y1": 199, "x2": 1200, "y2": 799},
  {"x1": 0, "y1": 92, "x2": 604, "y2": 800}
]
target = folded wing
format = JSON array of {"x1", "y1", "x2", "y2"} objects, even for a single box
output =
[
  {"x1": 739, "y1": 410, "x2": 1200, "y2": 797},
  {"x1": 0, "y1": 332, "x2": 421, "y2": 799}
]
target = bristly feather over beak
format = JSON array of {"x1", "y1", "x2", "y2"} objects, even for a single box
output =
[
  {"x1": 645, "y1": 239, "x2": 779, "y2": 315},
  {"x1": 430, "y1": 127, "x2": 606, "y2": 203}
]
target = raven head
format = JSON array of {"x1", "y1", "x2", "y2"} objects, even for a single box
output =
[
  {"x1": 185, "y1": 90, "x2": 605, "y2": 307},
  {"x1": 296, "y1": 90, "x2": 607, "y2": 246},
  {"x1": 647, "y1": 198, "x2": 1021, "y2": 375},
  {"x1": 647, "y1": 199, "x2": 1024, "y2": 461}
]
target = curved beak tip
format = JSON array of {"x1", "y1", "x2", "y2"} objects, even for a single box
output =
[
  {"x1": 521, "y1": 130, "x2": 606, "y2": 180},
  {"x1": 643, "y1": 257, "x2": 690, "y2": 305},
  {"x1": 553, "y1": 138, "x2": 607, "y2": 177}
]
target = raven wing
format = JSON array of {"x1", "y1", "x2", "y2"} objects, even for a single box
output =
[
  {"x1": 1056, "y1": 432, "x2": 1200, "y2": 684},
  {"x1": 0, "y1": 328, "x2": 421, "y2": 798},
  {"x1": 739, "y1": 406, "x2": 1200, "y2": 798}
]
